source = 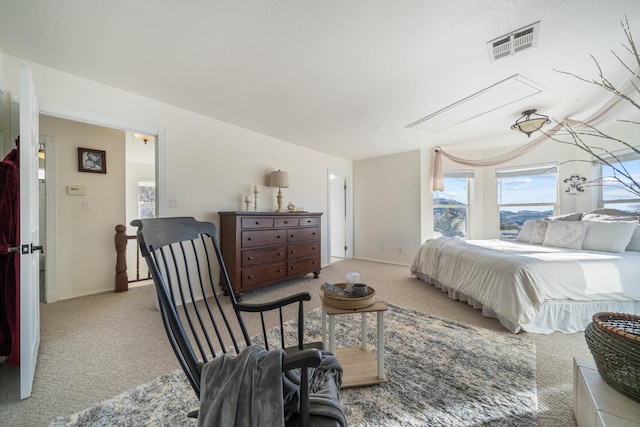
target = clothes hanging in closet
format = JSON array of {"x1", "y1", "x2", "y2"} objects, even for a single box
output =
[{"x1": 0, "y1": 146, "x2": 20, "y2": 365}]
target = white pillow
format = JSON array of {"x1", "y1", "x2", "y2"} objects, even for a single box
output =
[
  {"x1": 529, "y1": 220, "x2": 549, "y2": 245},
  {"x1": 582, "y1": 221, "x2": 637, "y2": 253},
  {"x1": 516, "y1": 220, "x2": 534, "y2": 243},
  {"x1": 626, "y1": 224, "x2": 640, "y2": 252},
  {"x1": 542, "y1": 221, "x2": 588, "y2": 249}
]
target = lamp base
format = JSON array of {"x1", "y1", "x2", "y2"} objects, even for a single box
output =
[{"x1": 275, "y1": 188, "x2": 284, "y2": 212}]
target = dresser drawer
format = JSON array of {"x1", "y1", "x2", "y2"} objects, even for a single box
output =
[
  {"x1": 242, "y1": 246, "x2": 286, "y2": 268},
  {"x1": 287, "y1": 227, "x2": 319, "y2": 244},
  {"x1": 274, "y1": 217, "x2": 298, "y2": 228},
  {"x1": 299, "y1": 217, "x2": 320, "y2": 227},
  {"x1": 242, "y1": 263, "x2": 286, "y2": 288},
  {"x1": 287, "y1": 257, "x2": 320, "y2": 276},
  {"x1": 287, "y1": 242, "x2": 319, "y2": 261},
  {"x1": 242, "y1": 230, "x2": 286, "y2": 248},
  {"x1": 241, "y1": 217, "x2": 274, "y2": 229}
]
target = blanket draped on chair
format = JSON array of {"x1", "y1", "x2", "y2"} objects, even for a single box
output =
[{"x1": 198, "y1": 345, "x2": 346, "y2": 427}]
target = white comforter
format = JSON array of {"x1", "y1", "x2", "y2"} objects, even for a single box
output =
[{"x1": 410, "y1": 237, "x2": 640, "y2": 333}]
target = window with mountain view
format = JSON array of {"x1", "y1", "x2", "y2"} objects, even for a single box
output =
[
  {"x1": 433, "y1": 170, "x2": 473, "y2": 238},
  {"x1": 497, "y1": 163, "x2": 557, "y2": 240},
  {"x1": 598, "y1": 151, "x2": 640, "y2": 214}
]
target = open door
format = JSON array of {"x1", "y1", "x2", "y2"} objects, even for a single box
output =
[{"x1": 19, "y1": 64, "x2": 41, "y2": 399}]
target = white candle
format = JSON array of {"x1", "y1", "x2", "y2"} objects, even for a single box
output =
[
  {"x1": 245, "y1": 194, "x2": 250, "y2": 202},
  {"x1": 254, "y1": 184, "x2": 259, "y2": 193}
]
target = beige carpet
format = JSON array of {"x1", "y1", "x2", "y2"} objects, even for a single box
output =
[{"x1": 0, "y1": 259, "x2": 590, "y2": 426}]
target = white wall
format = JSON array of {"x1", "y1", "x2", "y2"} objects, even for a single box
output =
[
  {"x1": 353, "y1": 150, "x2": 422, "y2": 265},
  {"x1": 2, "y1": 54, "x2": 351, "y2": 300}
]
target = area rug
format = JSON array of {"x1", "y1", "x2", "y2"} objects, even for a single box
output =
[{"x1": 50, "y1": 304, "x2": 537, "y2": 426}]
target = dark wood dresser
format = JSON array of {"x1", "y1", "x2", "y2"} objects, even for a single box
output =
[{"x1": 218, "y1": 211, "x2": 322, "y2": 297}]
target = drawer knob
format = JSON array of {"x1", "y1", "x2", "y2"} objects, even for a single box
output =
[
  {"x1": 313, "y1": 261, "x2": 317, "y2": 264},
  {"x1": 277, "y1": 252, "x2": 283, "y2": 256},
  {"x1": 248, "y1": 256, "x2": 254, "y2": 260},
  {"x1": 247, "y1": 237, "x2": 252, "y2": 241},
  {"x1": 277, "y1": 269, "x2": 283, "y2": 272},
  {"x1": 255, "y1": 221, "x2": 260, "y2": 225},
  {"x1": 312, "y1": 232, "x2": 316, "y2": 236},
  {"x1": 290, "y1": 233, "x2": 295, "y2": 237},
  {"x1": 312, "y1": 247, "x2": 316, "y2": 250},
  {"x1": 248, "y1": 275, "x2": 254, "y2": 279},
  {"x1": 284, "y1": 221, "x2": 288, "y2": 224},
  {"x1": 291, "y1": 266, "x2": 296, "y2": 270},
  {"x1": 277, "y1": 235, "x2": 282, "y2": 239},
  {"x1": 291, "y1": 250, "x2": 296, "y2": 254}
]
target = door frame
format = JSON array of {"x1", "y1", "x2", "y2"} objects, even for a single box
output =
[
  {"x1": 37, "y1": 100, "x2": 167, "y2": 302},
  {"x1": 326, "y1": 168, "x2": 353, "y2": 265}
]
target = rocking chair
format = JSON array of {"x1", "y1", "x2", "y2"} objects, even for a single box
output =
[{"x1": 132, "y1": 217, "x2": 344, "y2": 427}]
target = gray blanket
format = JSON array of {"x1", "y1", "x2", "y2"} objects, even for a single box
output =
[{"x1": 198, "y1": 345, "x2": 346, "y2": 427}]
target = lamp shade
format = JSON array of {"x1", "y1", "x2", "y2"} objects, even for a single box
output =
[{"x1": 269, "y1": 170, "x2": 289, "y2": 188}]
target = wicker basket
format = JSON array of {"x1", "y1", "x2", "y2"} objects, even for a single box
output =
[
  {"x1": 584, "y1": 312, "x2": 640, "y2": 403},
  {"x1": 322, "y1": 283, "x2": 376, "y2": 310}
]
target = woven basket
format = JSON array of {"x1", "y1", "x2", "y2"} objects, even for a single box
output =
[
  {"x1": 584, "y1": 312, "x2": 640, "y2": 403},
  {"x1": 322, "y1": 283, "x2": 376, "y2": 310}
]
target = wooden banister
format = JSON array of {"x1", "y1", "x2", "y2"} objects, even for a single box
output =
[{"x1": 114, "y1": 224, "x2": 129, "y2": 292}]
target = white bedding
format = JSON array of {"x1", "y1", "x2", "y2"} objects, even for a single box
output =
[{"x1": 410, "y1": 237, "x2": 640, "y2": 334}]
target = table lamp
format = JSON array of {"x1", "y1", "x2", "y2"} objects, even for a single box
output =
[{"x1": 269, "y1": 170, "x2": 289, "y2": 212}]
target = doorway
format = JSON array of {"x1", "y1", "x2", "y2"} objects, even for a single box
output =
[
  {"x1": 327, "y1": 169, "x2": 353, "y2": 265},
  {"x1": 34, "y1": 101, "x2": 166, "y2": 302}
]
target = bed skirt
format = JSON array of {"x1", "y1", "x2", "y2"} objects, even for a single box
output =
[{"x1": 414, "y1": 272, "x2": 640, "y2": 334}]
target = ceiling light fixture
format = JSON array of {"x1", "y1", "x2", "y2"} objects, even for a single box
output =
[
  {"x1": 511, "y1": 109, "x2": 550, "y2": 137},
  {"x1": 133, "y1": 133, "x2": 155, "y2": 145}
]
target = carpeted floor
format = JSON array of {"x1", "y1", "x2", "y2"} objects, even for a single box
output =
[
  {"x1": 0, "y1": 259, "x2": 590, "y2": 426},
  {"x1": 50, "y1": 303, "x2": 537, "y2": 426}
]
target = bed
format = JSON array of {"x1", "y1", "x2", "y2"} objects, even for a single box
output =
[{"x1": 410, "y1": 211, "x2": 640, "y2": 334}]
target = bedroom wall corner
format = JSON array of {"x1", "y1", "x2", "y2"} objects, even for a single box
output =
[{"x1": 353, "y1": 150, "x2": 421, "y2": 266}]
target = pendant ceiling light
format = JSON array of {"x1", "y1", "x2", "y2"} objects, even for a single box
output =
[{"x1": 511, "y1": 109, "x2": 550, "y2": 137}]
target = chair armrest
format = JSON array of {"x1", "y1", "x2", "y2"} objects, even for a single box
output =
[
  {"x1": 282, "y1": 348, "x2": 322, "y2": 371},
  {"x1": 236, "y1": 292, "x2": 311, "y2": 313}
]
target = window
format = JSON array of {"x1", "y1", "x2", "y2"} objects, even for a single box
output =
[
  {"x1": 496, "y1": 163, "x2": 557, "y2": 240},
  {"x1": 597, "y1": 149, "x2": 640, "y2": 214},
  {"x1": 433, "y1": 170, "x2": 473, "y2": 238},
  {"x1": 138, "y1": 181, "x2": 156, "y2": 219}
]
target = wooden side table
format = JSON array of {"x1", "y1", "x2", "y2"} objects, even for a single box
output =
[{"x1": 319, "y1": 293, "x2": 388, "y2": 388}]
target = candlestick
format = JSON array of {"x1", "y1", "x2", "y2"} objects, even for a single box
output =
[
  {"x1": 244, "y1": 194, "x2": 251, "y2": 210},
  {"x1": 253, "y1": 186, "x2": 259, "y2": 211}
]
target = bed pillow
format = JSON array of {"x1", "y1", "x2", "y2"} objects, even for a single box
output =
[
  {"x1": 542, "y1": 221, "x2": 588, "y2": 249},
  {"x1": 626, "y1": 224, "x2": 640, "y2": 252},
  {"x1": 582, "y1": 221, "x2": 637, "y2": 253},
  {"x1": 547, "y1": 212, "x2": 583, "y2": 221},
  {"x1": 529, "y1": 220, "x2": 549, "y2": 245},
  {"x1": 516, "y1": 220, "x2": 534, "y2": 243}
]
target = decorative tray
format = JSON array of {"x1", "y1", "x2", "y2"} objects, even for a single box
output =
[{"x1": 322, "y1": 283, "x2": 376, "y2": 310}]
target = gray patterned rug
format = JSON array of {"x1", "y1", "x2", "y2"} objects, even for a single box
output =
[{"x1": 50, "y1": 304, "x2": 537, "y2": 426}]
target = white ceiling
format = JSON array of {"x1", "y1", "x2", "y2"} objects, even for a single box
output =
[{"x1": 1, "y1": 0, "x2": 639, "y2": 160}]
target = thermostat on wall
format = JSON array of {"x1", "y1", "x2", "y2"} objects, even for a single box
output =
[{"x1": 67, "y1": 185, "x2": 86, "y2": 195}]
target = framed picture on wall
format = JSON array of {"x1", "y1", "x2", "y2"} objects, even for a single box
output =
[{"x1": 78, "y1": 147, "x2": 107, "y2": 174}]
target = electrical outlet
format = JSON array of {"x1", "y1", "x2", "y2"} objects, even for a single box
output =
[
  {"x1": 168, "y1": 199, "x2": 178, "y2": 208},
  {"x1": 380, "y1": 244, "x2": 385, "y2": 251},
  {"x1": 398, "y1": 246, "x2": 404, "y2": 253}
]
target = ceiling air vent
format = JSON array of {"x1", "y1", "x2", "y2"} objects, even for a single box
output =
[{"x1": 488, "y1": 22, "x2": 540, "y2": 61}]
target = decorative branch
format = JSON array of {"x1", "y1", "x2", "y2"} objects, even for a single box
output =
[{"x1": 552, "y1": 15, "x2": 640, "y2": 203}]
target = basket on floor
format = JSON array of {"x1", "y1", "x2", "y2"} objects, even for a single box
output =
[{"x1": 584, "y1": 312, "x2": 640, "y2": 403}]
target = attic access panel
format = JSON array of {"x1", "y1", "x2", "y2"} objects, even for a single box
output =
[{"x1": 406, "y1": 74, "x2": 546, "y2": 132}]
